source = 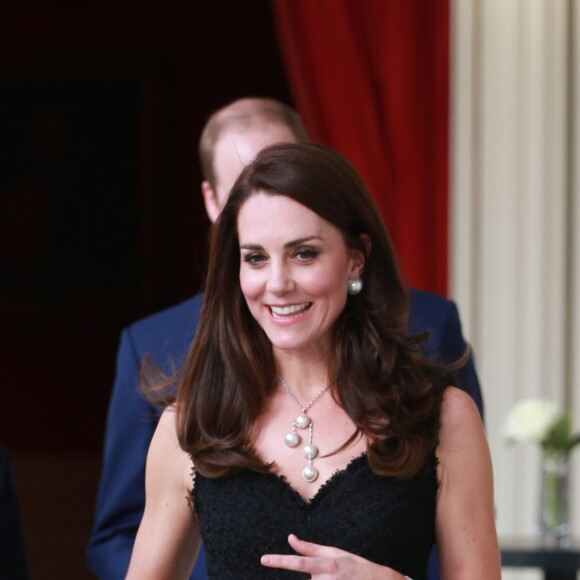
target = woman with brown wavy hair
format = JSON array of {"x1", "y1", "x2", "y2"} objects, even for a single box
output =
[{"x1": 126, "y1": 143, "x2": 499, "y2": 580}]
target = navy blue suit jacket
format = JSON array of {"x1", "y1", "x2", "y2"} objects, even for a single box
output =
[
  {"x1": 87, "y1": 289, "x2": 482, "y2": 580},
  {"x1": 0, "y1": 444, "x2": 30, "y2": 580}
]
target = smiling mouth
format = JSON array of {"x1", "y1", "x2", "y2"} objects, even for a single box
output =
[{"x1": 269, "y1": 302, "x2": 312, "y2": 318}]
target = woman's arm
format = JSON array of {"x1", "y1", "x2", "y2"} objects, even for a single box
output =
[
  {"x1": 435, "y1": 387, "x2": 500, "y2": 579},
  {"x1": 125, "y1": 407, "x2": 200, "y2": 580}
]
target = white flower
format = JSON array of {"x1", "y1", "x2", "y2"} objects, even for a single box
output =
[{"x1": 504, "y1": 398, "x2": 560, "y2": 443}]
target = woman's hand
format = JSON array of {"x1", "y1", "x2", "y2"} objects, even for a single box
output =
[{"x1": 261, "y1": 534, "x2": 407, "y2": 579}]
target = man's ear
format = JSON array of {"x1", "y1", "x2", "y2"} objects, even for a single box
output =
[{"x1": 201, "y1": 181, "x2": 221, "y2": 224}]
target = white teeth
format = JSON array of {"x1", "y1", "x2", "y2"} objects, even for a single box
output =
[{"x1": 271, "y1": 302, "x2": 310, "y2": 317}]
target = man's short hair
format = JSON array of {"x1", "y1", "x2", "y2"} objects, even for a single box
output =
[{"x1": 199, "y1": 97, "x2": 309, "y2": 188}]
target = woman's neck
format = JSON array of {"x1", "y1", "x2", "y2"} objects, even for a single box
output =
[{"x1": 273, "y1": 348, "x2": 333, "y2": 402}]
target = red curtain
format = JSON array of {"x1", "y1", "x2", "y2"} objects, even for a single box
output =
[{"x1": 271, "y1": 0, "x2": 449, "y2": 296}]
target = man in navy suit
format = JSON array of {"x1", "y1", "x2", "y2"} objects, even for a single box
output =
[{"x1": 87, "y1": 98, "x2": 483, "y2": 580}]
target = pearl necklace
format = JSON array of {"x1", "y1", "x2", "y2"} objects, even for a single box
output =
[{"x1": 278, "y1": 374, "x2": 332, "y2": 482}]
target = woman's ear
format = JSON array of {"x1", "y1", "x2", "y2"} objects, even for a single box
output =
[
  {"x1": 360, "y1": 233, "x2": 372, "y2": 258},
  {"x1": 350, "y1": 234, "x2": 371, "y2": 277}
]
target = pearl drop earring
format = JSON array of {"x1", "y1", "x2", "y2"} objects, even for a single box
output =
[{"x1": 347, "y1": 277, "x2": 363, "y2": 295}]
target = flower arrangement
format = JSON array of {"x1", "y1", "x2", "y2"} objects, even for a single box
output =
[
  {"x1": 504, "y1": 398, "x2": 580, "y2": 455},
  {"x1": 504, "y1": 398, "x2": 580, "y2": 547}
]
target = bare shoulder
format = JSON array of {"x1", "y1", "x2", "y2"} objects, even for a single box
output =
[
  {"x1": 150, "y1": 405, "x2": 180, "y2": 451},
  {"x1": 157, "y1": 404, "x2": 178, "y2": 432},
  {"x1": 148, "y1": 405, "x2": 192, "y2": 493},
  {"x1": 437, "y1": 386, "x2": 487, "y2": 461},
  {"x1": 440, "y1": 387, "x2": 481, "y2": 431}
]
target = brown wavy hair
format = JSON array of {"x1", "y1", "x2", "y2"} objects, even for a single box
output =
[{"x1": 175, "y1": 143, "x2": 463, "y2": 480}]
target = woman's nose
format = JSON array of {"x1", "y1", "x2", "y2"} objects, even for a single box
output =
[{"x1": 266, "y1": 264, "x2": 293, "y2": 294}]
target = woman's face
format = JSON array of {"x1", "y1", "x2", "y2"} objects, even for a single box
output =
[{"x1": 238, "y1": 192, "x2": 364, "y2": 359}]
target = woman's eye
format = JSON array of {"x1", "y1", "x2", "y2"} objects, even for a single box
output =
[
  {"x1": 295, "y1": 248, "x2": 319, "y2": 262},
  {"x1": 243, "y1": 253, "x2": 265, "y2": 266}
]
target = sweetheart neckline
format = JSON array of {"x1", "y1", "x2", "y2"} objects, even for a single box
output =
[{"x1": 266, "y1": 451, "x2": 369, "y2": 505}]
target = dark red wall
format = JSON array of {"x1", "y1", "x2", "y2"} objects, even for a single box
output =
[{"x1": 0, "y1": 0, "x2": 293, "y2": 453}]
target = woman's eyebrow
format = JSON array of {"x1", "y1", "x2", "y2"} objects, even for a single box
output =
[
  {"x1": 283, "y1": 236, "x2": 322, "y2": 249},
  {"x1": 240, "y1": 236, "x2": 323, "y2": 251}
]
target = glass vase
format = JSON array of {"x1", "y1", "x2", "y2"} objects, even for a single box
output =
[{"x1": 538, "y1": 451, "x2": 570, "y2": 548}]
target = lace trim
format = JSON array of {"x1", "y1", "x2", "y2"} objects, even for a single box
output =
[{"x1": 187, "y1": 457, "x2": 197, "y2": 514}]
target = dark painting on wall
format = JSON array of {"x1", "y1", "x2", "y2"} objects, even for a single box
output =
[{"x1": 0, "y1": 63, "x2": 160, "y2": 322}]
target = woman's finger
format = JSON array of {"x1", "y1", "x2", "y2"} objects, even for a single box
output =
[
  {"x1": 260, "y1": 553, "x2": 332, "y2": 574},
  {"x1": 261, "y1": 535, "x2": 347, "y2": 574},
  {"x1": 287, "y1": 534, "x2": 343, "y2": 558}
]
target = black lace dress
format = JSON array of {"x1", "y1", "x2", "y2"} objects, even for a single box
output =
[{"x1": 192, "y1": 453, "x2": 438, "y2": 579}]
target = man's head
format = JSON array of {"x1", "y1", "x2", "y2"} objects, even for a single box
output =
[{"x1": 199, "y1": 97, "x2": 309, "y2": 222}]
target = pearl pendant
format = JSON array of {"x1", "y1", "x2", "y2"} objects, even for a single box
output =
[
  {"x1": 284, "y1": 431, "x2": 300, "y2": 447},
  {"x1": 302, "y1": 443, "x2": 318, "y2": 459},
  {"x1": 278, "y1": 374, "x2": 333, "y2": 485},
  {"x1": 294, "y1": 413, "x2": 311, "y2": 429},
  {"x1": 302, "y1": 464, "x2": 318, "y2": 482}
]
